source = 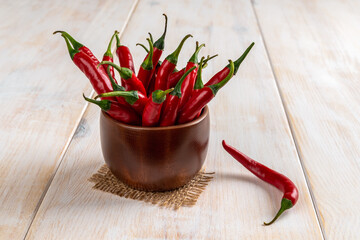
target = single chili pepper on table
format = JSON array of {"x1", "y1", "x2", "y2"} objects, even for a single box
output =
[
  {"x1": 56, "y1": 33, "x2": 113, "y2": 97},
  {"x1": 54, "y1": 30, "x2": 100, "y2": 65},
  {"x1": 205, "y1": 42, "x2": 254, "y2": 86},
  {"x1": 101, "y1": 61, "x2": 146, "y2": 95},
  {"x1": 178, "y1": 42, "x2": 205, "y2": 108},
  {"x1": 221, "y1": 140, "x2": 299, "y2": 225},
  {"x1": 115, "y1": 33, "x2": 135, "y2": 86},
  {"x1": 177, "y1": 60, "x2": 234, "y2": 124},
  {"x1": 83, "y1": 94, "x2": 140, "y2": 125},
  {"x1": 137, "y1": 38, "x2": 154, "y2": 91},
  {"x1": 159, "y1": 66, "x2": 196, "y2": 127},
  {"x1": 154, "y1": 34, "x2": 192, "y2": 90},
  {"x1": 142, "y1": 88, "x2": 174, "y2": 127},
  {"x1": 102, "y1": 31, "x2": 118, "y2": 81}
]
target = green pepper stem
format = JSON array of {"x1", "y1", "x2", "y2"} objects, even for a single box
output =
[
  {"x1": 152, "y1": 88, "x2": 174, "y2": 104},
  {"x1": 100, "y1": 61, "x2": 132, "y2": 79},
  {"x1": 136, "y1": 43, "x2": 149, "y2": 53},
  {"x1": 166, "y1": 34, "x2": 193, "y2": 65},
  {"x1": 148, "y1": 32, "x2": 153, "y2": 44},
  {"x1": 141, "y1": 38, "x2": 153, "y2": 70},
  {"x1": 53, "y1": 31, "x2": 83, "y2": 50},
  {"x1": 95, "y1": 90, "x2": 139, "y2": 105},
  {"x1": 264, "y1": 198, "x2": 293, "y2": 226},
  {"x1": 208, "y1": 60, "x2": 234, "y2": 95},
  {"x1": 104, "y1": 31, "x2": 118, "y2": 57},
  {"x1": 202, "y1": 54, "x2": 218, "y2": 67},
  {"x1": 115, "y1": 33, "x2": 121, "y2": 48},
  {"x1": 153, "y1": 14, "x2": 168, "y2": 50},
  {"x1": 106, "y1": 66, "x2": 124, "y2": 91},
  {"x1": 189, "y1": 41, "x2": 205, "y2": 63},
  {"x1": 57, "y1": 33, "x2": 79, "y2": 59},
  {"x1": 171, "y1": 66, "x2": 196, "y2": 98},
  {"x1": 194, "y1": 57, "x2": 205, "y2": 90},
  {"x1": 83, "y1": 94, "x2": 111, "y2": 111},
  {"x1": 228, "y1": 42, "x2": 254, "y2": 75}
]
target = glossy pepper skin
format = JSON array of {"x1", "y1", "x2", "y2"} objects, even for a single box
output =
[
  {"x1": 142, "y1": 88, "x2": 173, "y2": 127},
  {"x1": 222, "y1": 140, "x2": 299, "y2": 225},
  {"x1": 147, "y1": 60, "x2": 161, "y2": 96},
  {"x1": 57, "y1": 33, "x2": 112, "y2": 96},
  {"x1": 54, "y1": 31, "x2": 100, "y2": 65},
  {"x1": 102, "y1": 31, "x2": 118, "y2": 81},
  {"x1": 115, "y1": 33, "x2": 135, "y2": 86},
  {"x1": 179, "y1": 42, "x2": 205, "y2": 109},
  {"x1": 83, "y1": 94, "x2": 140, "y2": 125},
  {"x1": 101, "y1": 61, "x2": 146, "y2": 95},
  {"x1": 137, "y1": 38, "x2": 154, "y2": 91},
  {"x1": 154, "y1": 34, "x2": 192, "y2": 90},
  {"x1": 177, "y1": 60, "x2": 234, "y2": 124},
  {"x1": 159, "y1": 66, "x2": 196, "y2": 126},
  {"x1": 205, "y1": 42, "x2": 254, "y2": 86}
]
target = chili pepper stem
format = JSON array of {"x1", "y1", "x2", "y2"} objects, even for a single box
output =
[
  {"x1": 194, "y1": 57, "x2": 205, "y2": 90},
  {"x1": 107, "y1": 66, "x2": 124, "y2": 91},
  {"x1": 153, "y1": 14, "x2": 168, "y2": 50},
  {"x1": 136, "y1": 43, "x2": 149, "y2": 53},
  {"x1": 58, "y1": 33, "x2": 79, "y2": 59},
  {"x1": 208, "y1": 60, "x2": 234, "y2": 95},
  {"x1": 96, "y1": 91, "x2": 139, "y2": 105},
  {"x1": 100, "y1": 61, "x2": 132, "y2": 79},
  {"x1": 263, "y1": 198, "x2": 293, "y2": 226},
  {"x1": 83, "y1": 94, "x2": 110, "y2": 110},
  {"x1": 152, "y1": 88, "x2": 174, "y2": 103},
  {"x1": 141, "y1": 38, "x2": 153, "y2": 70},
  {"x1": 228, "y1": 42, "x2": 255, "y2": 75},
  {"x1": 166, "y1": 34, "x2": 193, "y2": 64},
  {"x1": 189, "y1": 41, "x2": 205, "y2": 63},
  {"x1": 104, "y1": 31, "x2": 118, "y2": 57},
  {"x1": 53, "y1": 31, "x2": 83, "y2": 50}
]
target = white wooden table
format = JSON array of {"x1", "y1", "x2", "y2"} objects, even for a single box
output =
[{"x1": 1, "y1": 0, "x2": 359, "y2": 239}]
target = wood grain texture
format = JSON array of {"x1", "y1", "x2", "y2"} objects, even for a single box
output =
[
  {"x1": 253, "y1": 0, "x2": 360, "y2": 239},
  {"x1": 0, "y1": 0, "x2": 137, "y2": 239},
  {"x1": 26, "y1": 0, "x2": 323, "y2": 239}
]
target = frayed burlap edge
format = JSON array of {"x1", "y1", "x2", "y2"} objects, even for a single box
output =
[{"x1": 88, "y1": 165, "x2": 214, "y2": 210}]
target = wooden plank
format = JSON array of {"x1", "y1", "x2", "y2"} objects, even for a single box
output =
[
  {"x1": 26, "y1": 0, "x2": 323, "y2": 239},
  {"x1": 0, "y1": 0, "x2": 137, "y2": 239},
  {"x1": 253, "y1": 0, "x2": 360, "y2": 238}
]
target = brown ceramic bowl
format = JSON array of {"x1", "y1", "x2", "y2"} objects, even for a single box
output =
[{"x1": 100, "y1": 106, "x2": 210, "y2": 191}]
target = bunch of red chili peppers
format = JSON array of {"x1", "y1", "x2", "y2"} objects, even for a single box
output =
[
  {"x1": 55, "y1": 14, "x2": 254, "y2": 127},
  {"x1": 56, "y1": 15, "x2": 298, "y2": 225}
]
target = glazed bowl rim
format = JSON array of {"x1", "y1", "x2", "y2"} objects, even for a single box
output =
[{"x1": 101, "y1": 105, "x2": 209, "y2": 131}]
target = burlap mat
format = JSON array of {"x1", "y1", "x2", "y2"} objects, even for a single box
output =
[{"x1": 89, "y1": 165, "x2": 214, "y2": 209}]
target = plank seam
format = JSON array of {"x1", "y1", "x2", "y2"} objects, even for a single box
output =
[
  {"x1": 22, "y1": 0, "x2": 140, "y2": 239},
  {"x1": 249, "y1": 0, "x2": 327, "y2": 239}
]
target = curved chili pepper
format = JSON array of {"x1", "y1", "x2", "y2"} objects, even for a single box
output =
[
  {"x1": 142, "y1": 88, "x2": 173, "y2": 127},
  {"x1": 177, "y1": 60, "x2": 234, "y2": 124},
  {"x1": 159, "y1": 66, "x2": 196, "y2": 127},
  {"x1": 57, "y1": 33, "x2": 112, "y2": 96},
  {"x1": 102, "y1": 31, "x2": 118, "y2": 81},
  {"x1": 205, "y1": 42, "x2": 254, "y2": 86},
  {"x1": 83, "y1": 94, "x2": 140, "y2": 125},
  {"x1": 154, "y1": 34, "x2": 192, "y2": 90},
  {"x1": 101, "y1": 61, "x2": 146, "y2": 95},
  {"x1": 97, "y1": 89, "x2": 148, "y2": 115},
  {"x1": 179, "y1": 42, "x2": 205, "y2": 108},
  {"x1": 168, "y1": 54, "x2": 218, "y2": 88},
  {"x1": 115, "y1": 33, "x2": 135, "y2": 86},
  {"x1": 222, "y1": 140, "x2": 299, "y2": 225},
  {"x1": 137, "y1": 38, "x2": 154, "y2": 91},
  {"x1": 54, "y1": 31, "x2": 100, "y2": 65}
]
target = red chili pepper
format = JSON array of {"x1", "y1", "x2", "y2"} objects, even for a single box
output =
[
  {"x1": 102, "y1": 31, "x2": 118, "y2": 81},
  {"x1": 205, "y1": 42, "x2": 254, "y2": 86},
  {"x1": 159, "y1": 66, "x2": 196, "y2": 126},
  {"x1": 178, "y1": 42, "x2": 205, "y2": 109},
  {"x1": 101, "y1": 61, "x2": 146, "y2": 95},
  {"x1": 146, "y1": 60, "x2": 162, "y2": 96},
  {"x1": 193, "y1": 57, "x2": 206, "y2": 118},
  {"x1": 222, "y1": 140, "x2": 299, "y2": 225},
  {"x1": 115, "y1": 33, "x2": 135, "y2": 86},
  {"x1": 96, "y1": 89, "x2": 148, "y2": 115},
  {"x1": 54, "y1": 31, "x2": 100, "y2": 65},
  {"x1": 137, "y1": 38, "x2": 154, "y2": 91},
  {"x1": 154, "y1": 34, "x2": 192, "y2": 90},
  {"x1": 177, "y1": 60, "x2": 234, "y2": 124},
  {"x1": 83, "y1": 94, "x2": 140, "y2": 125},
  {"x1": 142, "y1": 88, "x2": 173, "y2": 127},
  {"x1": 57, "y1": 33, "x2": 112, "y2": 96}
]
